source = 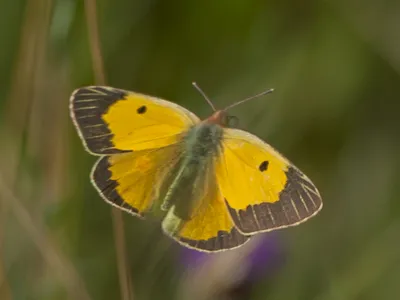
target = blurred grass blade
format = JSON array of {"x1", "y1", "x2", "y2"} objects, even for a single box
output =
[{"x1": 83, "y1": 0, "x2": 133, "y2": 299}]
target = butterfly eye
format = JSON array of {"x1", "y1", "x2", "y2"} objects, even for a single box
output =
[{"x1": 226, "y1": 115, "x2": 239, "y2": 128}]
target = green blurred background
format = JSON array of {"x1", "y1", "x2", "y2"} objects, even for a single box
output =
[{"x1": 1, "y1": 0, "x2": 399, "y2": 299}]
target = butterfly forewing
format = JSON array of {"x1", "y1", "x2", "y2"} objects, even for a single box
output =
[
  {"x1": 70, "y1": 86, "x2": 200, "y2": 154},
  {"x1": 216, "y1": 128, "x2": 322, "y2": 235}
]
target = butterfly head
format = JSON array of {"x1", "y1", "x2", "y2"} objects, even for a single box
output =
[{"x1": 206, "y1": 110, "x2": 239, "y2": 128}]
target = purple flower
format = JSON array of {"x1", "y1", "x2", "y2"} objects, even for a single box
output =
[{"x1": 178, "y1": 233, "x2": 285, "y2": 299}]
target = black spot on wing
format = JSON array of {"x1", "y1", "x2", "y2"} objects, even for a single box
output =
[
  {"x1": 137, "y1": 105, "x2": 147, "y2": 114},
  {"x1": 259, "y1": 160, "x2": 269, "y2": 172},
  {"x1": 226, "y1": 166, "x2": 322, "y2": 234}
]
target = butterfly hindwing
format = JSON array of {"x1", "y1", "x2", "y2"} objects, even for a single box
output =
[
  {"x1": 216, "y1": 128, "x2": 322, "y2": 235},
  {"x1": 70, "y1": 86, "x2": 200, "y2": 154},
  {"x1": 162, "y1": 162, "x2": 250, "y2": 252},
  {"x1": 91, "y1": 145, "x2": 183, "y2": 217},
  {"x1": 164, "y1": 197, "x2": 250, "y2": 252}
]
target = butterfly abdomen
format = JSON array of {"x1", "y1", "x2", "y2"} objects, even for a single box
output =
[{"x1": 161, "y1": 123, "x2": 223, "y2": 234}]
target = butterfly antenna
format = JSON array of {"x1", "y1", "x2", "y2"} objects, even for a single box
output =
[
  {"x1": 192, "y1": 82, "x2": 217, "y2": 111},
  {"x1": 224, "y1": 88, "x2": 274, "y2": 111}
]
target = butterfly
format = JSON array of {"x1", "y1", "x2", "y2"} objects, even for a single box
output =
[{"x1": 69, "y1": 84, "x2": 322, "y2": 252}]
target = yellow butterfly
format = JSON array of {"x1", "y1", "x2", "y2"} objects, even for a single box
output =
[{"x1": 69, "y1": 84, "x2": 322, "y2": 252}]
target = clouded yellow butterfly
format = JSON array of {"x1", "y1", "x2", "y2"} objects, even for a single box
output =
[{"x1": 69, "y1": 84, "x2": 322, "y2": 252}]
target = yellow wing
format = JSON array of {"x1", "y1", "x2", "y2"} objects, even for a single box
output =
[
  {"x1": 91, "y1": 144, "x2": 183, "y2": 216},
  {"x1": 70, "y1": 86, "x2": 200, "y2": 154},
  {"x1": 162, "y1": 166, "x2": 250, "y2": 252},
  {"x1": 162, "y1": 190, "x2": 250, "y2": 253},
  {"x1": 92, "y1": 142, "x2": 249, "y2": 252},
  {"x1": 216, "y1": 128, "x2": 322, "y2": 235}
]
